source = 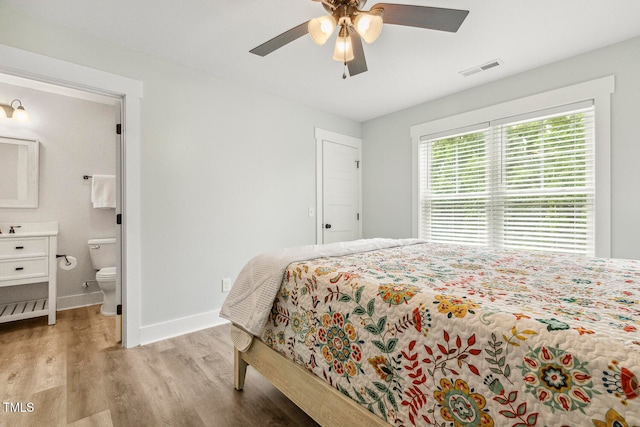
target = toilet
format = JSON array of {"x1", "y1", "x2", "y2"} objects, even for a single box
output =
[{"x1": 88, "y1": 238, "x2": 117, "y2": 316}]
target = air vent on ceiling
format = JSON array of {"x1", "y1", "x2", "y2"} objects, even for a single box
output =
[{"x1": 459, "y1": 59, "x2": 503, "y2": 77}]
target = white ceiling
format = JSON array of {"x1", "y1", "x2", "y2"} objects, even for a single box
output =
[{"x1": 2, "y1": 0, "x2": 640, "y2": 121}]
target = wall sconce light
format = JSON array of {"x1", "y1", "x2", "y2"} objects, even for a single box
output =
[{"x1": 0, "y1": 99, "x2": 30, "y2": 122}]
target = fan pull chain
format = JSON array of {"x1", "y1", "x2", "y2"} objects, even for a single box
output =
[{"x1": 342, "y1": 34, "x2": 348, "y2": 79}]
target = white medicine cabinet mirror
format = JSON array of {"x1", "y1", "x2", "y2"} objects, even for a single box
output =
[{"x1": 0, "y1": 136, "x2": 39, "y2": 208}]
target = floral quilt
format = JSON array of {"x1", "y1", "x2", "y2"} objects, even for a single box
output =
[{"x1": 260, "y1": 243, "x2": 640, "y2": 426}]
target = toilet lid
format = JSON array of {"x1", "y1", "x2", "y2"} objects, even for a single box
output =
[{"x1": 97, "y1": 266, "x2": 117, "y2": 280}]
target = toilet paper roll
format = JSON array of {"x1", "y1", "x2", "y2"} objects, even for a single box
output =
[{"x1": 59, "y1": 256, "x2": 78, "y2": 270}]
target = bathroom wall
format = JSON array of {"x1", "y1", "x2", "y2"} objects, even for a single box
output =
[{"x1": 0, "y1": 81, "x2": 116, "y2": 307}]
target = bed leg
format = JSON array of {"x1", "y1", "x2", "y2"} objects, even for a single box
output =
[{"x1": 234, "y1": 347, "x2": 248, "y2": 391}]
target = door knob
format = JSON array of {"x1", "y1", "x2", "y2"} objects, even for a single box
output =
[{"x1": 325, "y1": 224, "x2": 332, "y2": 229}]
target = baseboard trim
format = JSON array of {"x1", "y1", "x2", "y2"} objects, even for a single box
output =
[
  {"x1": 139, "y1": 309, "x2": 229, "y2": 346},
  {"x1": 57, "y1": 292, "x2": 103, "y2": 311}
]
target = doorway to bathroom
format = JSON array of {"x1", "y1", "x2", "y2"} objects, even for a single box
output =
[
  {"x1": 0, "y1": 74, "x2": 124, "y2": 342},
  {"x1": 0, "y1": 44, "x2": 143, "y2": 347}
]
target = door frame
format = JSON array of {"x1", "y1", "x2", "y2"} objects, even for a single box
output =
[
  {"x1": 315, "y1": 128, "x2": 363, "y2": 244},
  {"x1": 114, "y1": 99, "x2": 124, "y2": 343},
  {"x1": 0, "y1": 44, "x2": 143, "y2": 347}
]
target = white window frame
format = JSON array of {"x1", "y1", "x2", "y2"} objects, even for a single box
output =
[{"x1": 411, "y1": 76, "x2": 614, "y2": 257}]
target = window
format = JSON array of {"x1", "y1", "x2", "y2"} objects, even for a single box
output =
[
  {"x1": 419, "y1": 103, "x2": 594, "y2": 254},
  {"x1": 412, "y1": 77, "x2": 614, "y2": 257},
  {"x1": 419, "y1": 126, "x2": 490, "y2": 246}
]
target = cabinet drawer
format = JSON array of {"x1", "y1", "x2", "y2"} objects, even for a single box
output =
[
  {"x1": 0, "y1": 258, "x2": 48, "y2": 282},
  {"x1": 0, "y1": 238, "x2": 48, "y2": 259}
]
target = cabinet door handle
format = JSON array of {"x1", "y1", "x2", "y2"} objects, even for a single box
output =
[
  {"x1": 15, "y1": 267, "x2": 24, "y2": 271},
  {"x1": 15, "y1": 246, "x2": 24, "y2": 249}
]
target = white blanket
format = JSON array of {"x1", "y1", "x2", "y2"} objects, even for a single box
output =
[{"x1": 220, "y1": 238, "x2": 423, "y2": 336}]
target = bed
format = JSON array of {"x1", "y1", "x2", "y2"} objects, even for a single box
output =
[{"x1": 221, "y1": 238, "x2": 640, "y2": 426}]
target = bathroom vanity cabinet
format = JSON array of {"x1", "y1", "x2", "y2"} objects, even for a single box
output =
[{"x1": 0, "y1": 222, "x2": 58, "y2": 325}]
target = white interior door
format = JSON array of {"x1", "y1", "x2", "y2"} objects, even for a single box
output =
[{"x1": 316, "y1": 129, "x2": 362, "y2": 244}]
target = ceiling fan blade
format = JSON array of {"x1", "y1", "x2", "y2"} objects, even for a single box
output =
[
  {"x1": 250, "y1": 21, "x2": 310, "y2": 57},
  {"x1": 347, "y1": 27, "x2": 368, "y2": 76},
  {"x1": 370, "y1": 4, "x2": 469, "y2": 32}
]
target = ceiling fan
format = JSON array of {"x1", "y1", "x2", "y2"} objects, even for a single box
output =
[{"x1": 249, "y1": 0, "x2": 469, "y2": 78}]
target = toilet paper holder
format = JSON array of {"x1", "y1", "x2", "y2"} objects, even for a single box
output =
[{"x1": 56, "y1": 254, "x2": 72, "y2": 266}]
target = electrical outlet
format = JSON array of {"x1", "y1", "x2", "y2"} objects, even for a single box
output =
[{"x1": 222, "y1": 278, "x2": 232, "y2": 293}]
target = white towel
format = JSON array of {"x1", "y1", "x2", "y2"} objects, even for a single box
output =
[{"x1": 91, "y1": 175, "x2": 116, "y2": 208}]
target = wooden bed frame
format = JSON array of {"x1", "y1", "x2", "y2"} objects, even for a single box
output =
[{"x1": 234, "y1": 336, "x2": 389, "y2": 426}]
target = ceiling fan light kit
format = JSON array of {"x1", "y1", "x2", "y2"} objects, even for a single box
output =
[
  {"x1": 353, "y1": 10, "x2": 383, "y2": 43},
  {"x1": 332, "y1": 26, "x2": 355, "y2": 62},
  {"x1": 250, "y1": 0, "x2": 469, "y2": 78},
  {"x1": 309, "y1": 15, "x2": 337, "y2": 45}
]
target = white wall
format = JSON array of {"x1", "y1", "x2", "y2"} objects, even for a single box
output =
[
  {"x1": 363, "y1": 36, "x2": 640, "y2": 261},
  {"x1": 0, "y1": 6, "x2": 361, "y2": 333},
  {"x1": 0, "y1": 82, "x2": 116, "y2": 306}
]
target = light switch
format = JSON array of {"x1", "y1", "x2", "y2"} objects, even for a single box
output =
[{"x1": 308, "y1": 207, "x2": 316, "y2": 218}]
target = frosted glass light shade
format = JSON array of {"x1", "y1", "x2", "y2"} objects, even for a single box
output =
[
  {"x1": 12, "y1": 106, "x2": 29, "y2": 122},
  {"x1": 308, "y1": 15, "x2": 337, "y2": 45},
  {"x1": 332, "y1": 35, "x2": 354, "y2": 62},
  {"x1": 354, "y1": 12, "x2": 383, "y2": 43}
]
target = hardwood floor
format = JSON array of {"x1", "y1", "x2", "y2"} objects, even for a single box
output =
[{"x1": 0, "y1": 306, "x2": 319, "y2": 427}]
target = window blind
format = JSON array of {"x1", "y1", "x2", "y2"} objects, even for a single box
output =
[
  {"x1": 418, "y1": 102, "x2": 595, "y2": 255},
  {"x1": 419, "y1": 127, "x2": 490, "y2": 245}
]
